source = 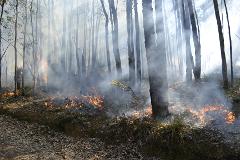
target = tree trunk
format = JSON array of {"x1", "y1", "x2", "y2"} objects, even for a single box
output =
[
  {"x1": 0, "y1": 1, "x2": 5, "y2": 90},
  {"x1": 76, "y1": 4, "x2": 80, "y2": 77},
  {"x1": 187, "y1": 0, "x2": 201, "y2": 80},
  {"x1": 126, "y1": 0, "x2": 136, "y2": 85},
  {"x1": 182, "y1": 0, "x2": 193, "y2": 82},
  {"x1": 213, "y1": 0, "x2": 228, "y2": 89},
  {"x1": 22, "y1": 0, "x2": 27, "y2": 95},
  {"x1": 61, "y1": 0, "x2": 67, "y2": 72},
  {"x1": 91, "y1": 0, "x2": 96, "y2": 70},
  {"x1": 134, "y1": 0, "x2": 141, "y2": 84},
  {"x1": 14, "y1": 0, "x2": 19, "y2": 94},
  {"x1": 223, "y1": 0, "x2": 233, "y2": 87},
  {"x1": 100, "y1": 0, "x2": 111, "y2": 73},
  {"x1": 47, "y1": 0, "x2": 51, "y2": 87},
  {"x1": 142, "y1": 0, "x2": 169, "y2": 119},
  {"x1": 30, "y1": 0, "x2": 36, "y2": 94},
  {"x1": 82, "y1": 6, "x2": 87, "y2": 77},
  {"x1": 108, "y1": 0, "x2": 122, "y2": 75}
]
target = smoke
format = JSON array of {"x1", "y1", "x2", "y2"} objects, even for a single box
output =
[{"x1": 0, "y1": 0, "x2": 239, "y2": 130}]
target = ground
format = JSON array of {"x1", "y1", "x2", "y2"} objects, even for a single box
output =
[
  {"x1": 0, "y1": 115, "x2": 143, "y2": 160},
  {"x1": 0, "y1": 80, "x2": 240, "y2": 160}
]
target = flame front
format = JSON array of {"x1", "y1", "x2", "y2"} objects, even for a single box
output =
[
  {"x1": 0, "y1": 91, "x2": 20, "y2": 98},
  {"x1": 187, "y1": 105, "x2": 236, "y2": 125},
  {"x1": 82, "y1": 95, "x2": 104, "y2": 109}
]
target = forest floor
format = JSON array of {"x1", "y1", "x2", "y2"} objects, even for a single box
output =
[
  {"x1": 0, "y1": 79, "x2": 240, "y2": 160},
  {"x1": 0, "y1": 114, "x2": 143, "y2": 160}
]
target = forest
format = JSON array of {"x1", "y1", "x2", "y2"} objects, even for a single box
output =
[{"x1": 0, "y1": 0, "x2": 240, "y2": 159}]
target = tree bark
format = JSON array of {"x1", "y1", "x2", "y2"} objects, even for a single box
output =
[
  {"x1": 108, "y1": 0, "x2": 122, "y2": 75},
  {"x1": 182, "y1": 0, "x2": 193, "y2": 82},
  {"x1": 187, "y1": 0, "x2": 201, "y2": 80},
  {"x1": 91, "y1": 0, "x2": 96, "y2": 70},
  {"x1": 213, "y1": 0, "x2": 228, "y2": 89},
  {"x1": 223, "y1": 0, "x2": 233, "y2": 87},
  {"x1": 126, "y1": 0, "x2": 135, "y2": 85},
  {"x1": 100, "y1": 0, "x2": 111, "y2": 73},
  {"x1": 30, "y1": 0, "x2": 36, "y2": 94},
  {"x1": 134, "y1": 0, "x2": 141, "y2": 84},
  {"x1": 0, "y1": 1, "x2": 5, "y2": 90},
  {"x1": 22, "y1": 0, "x2": 28, "y2": 95},
  {"x1": 142, "y1": 0, "x2": 169, "y2": 119},
  {"x1": 14, "y1": 0, "x2": 19, "y2": 94},
  {"x1": 61, "y1": 0, "x2": 67, "y2": 72}
]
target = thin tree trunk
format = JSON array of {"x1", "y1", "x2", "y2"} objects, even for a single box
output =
[
  {"x1": 108, "y1": 0, "x2": 122, "y2": 75},
  {"x1": 75, "y1": 4, "x2": 80, "y2": 77},
  {"x1": 126, "y1": 0, "x2": 136, "y2": 85},
  {"x1": 0, "y1": 1, "x2": 5, "y2": 90},
  {"x1": 91, "y1": 0, "x2": 96, "y2": 70},
  {"x1": 223, "y1": 0, "x2": 233, "y2": 86},
  {"x1": 182, "y1": 0, "x2": 193, "y2": 82},
  {"x1": 14, "y1": 0, "x2": 19, "y2": 94},
  {"x1": 142, "y1": 0, "x2": 169, "y2": 119},
  {"x1": 30, "y1": 0, "x2": 36, "y2": 94},
  {"x1": 134, "y1": 0, "x2": 141, "y2": 84},
  {"x1": 187, "y1": 0, "x2": 201, "y2": 80},
  {"x1": 99, "y1": 0, "x2": 111, "y2": 73},
  {"x1": 22, "y1": 0, "x2": 28, "y2": 95},
  {"x1": 82, "y1": 5, "x2": 87, "y2": 77},
  {"x1": 61, "y1": 0, "x2": 67, "y2": 72},
  {"x1": 47, "y1": 0, "x2": 51, "y2": 87},
  {"x1": 213, "y1": 0, "x2": 228, "y2": 89}
]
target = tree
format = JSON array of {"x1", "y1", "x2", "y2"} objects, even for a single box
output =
[
  {"x1": 61, "y1": 0, "x2": 67, "y2": 72},
  {"x1": 187, "y1": 0, "x2": 201, "y2": 80},
  {"x1": 75, "y1": 2, "x2": 81, "y2": 77},
  {"x1": 126, "y1": 0, "x2": 135, "y2": 85},
  {"x1": 134, "y1": 0, "x2": 141, "y2": 84},
  {"x1": 30, "y1": 0, "x2": 38, "y2": 94},
  {"x1": 182, "y1": 0, "x2": 193, "y2": 82},
  {"x1": 108, "y1": 0, "x2": 122, "y2": 75},
  {"x1": 142, "y1": 0, "x2": 169, "y2": 119},
  {"x1": 14, "y1": 0, "x2": 19, "y2": 94},
  {"x1": 213, "y1": 0, "x2": 228, "y2": 89},
  {"x1": 22, "y1": 0, "x2": 28, "y2": 95},
  {"x1": 223, "y1": 0, "x2": 233, "y2": 87},
  {"x1": 0, "y1": 0, "x2": 6, "y2": 89},
  {"x1": 99, "y1": 0, "x2": 111, "y2": 73}
]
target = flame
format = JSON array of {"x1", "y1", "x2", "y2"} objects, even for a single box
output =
[
  {"x1": 81, "y1": 95, "x2": 104, "y2": 109},
  {"x1": 0, "y1": 91, "x2": 20, "y2": 98},
  {"x1": 187, "y1": 105, "x2": 236, "y2": 125},
  {"x1": 43, "y1": 90, "x2": 104, "y2": 110},
  {"x1": 131, "y1": 105, "x2": 152, "y2": 118},
  {"x1": 225, "y1": 112, "x2": 236, "y2": 124}
]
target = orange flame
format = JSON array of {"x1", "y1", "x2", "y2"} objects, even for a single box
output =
[
  {"x1": 82, "y1": 95, "x2": 104, "y2": 109},
  {"x1": 187, "y1": 105, "x2": 236, "y2": 125},
  {"x1": 225, "y1": 112, "x2": 236, "y2": 124},
  {"x1": 0, "y1": 91, "x2": 20, "y2": 98}
]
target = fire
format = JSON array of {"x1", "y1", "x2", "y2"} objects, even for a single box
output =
[
  {"x1": 131, "y1": 105, "x2": 152, "y2": 118},
  {"x1": 225, "y1": 112, "x2": 236, "y2": 124},
  {"x1": 81, "y1": 95, "x2": 104, "y2": 109},
  {"x1": 187, "y1": 105, "x2": 236, "y2": 125},
  {"x1": 43, "y1": 90, "x2": 104, "y2": 110},
  {"x1": 0, "y1": 91, "x2": 20, "y2": 98}
]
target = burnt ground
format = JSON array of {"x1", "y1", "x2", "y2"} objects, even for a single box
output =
[
  {"x1": 0, "y1": 80, "x2": 240, "y2": 160},
  {"x1": 0, "y1": 114, "x2": 143, "y2": 160}
]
